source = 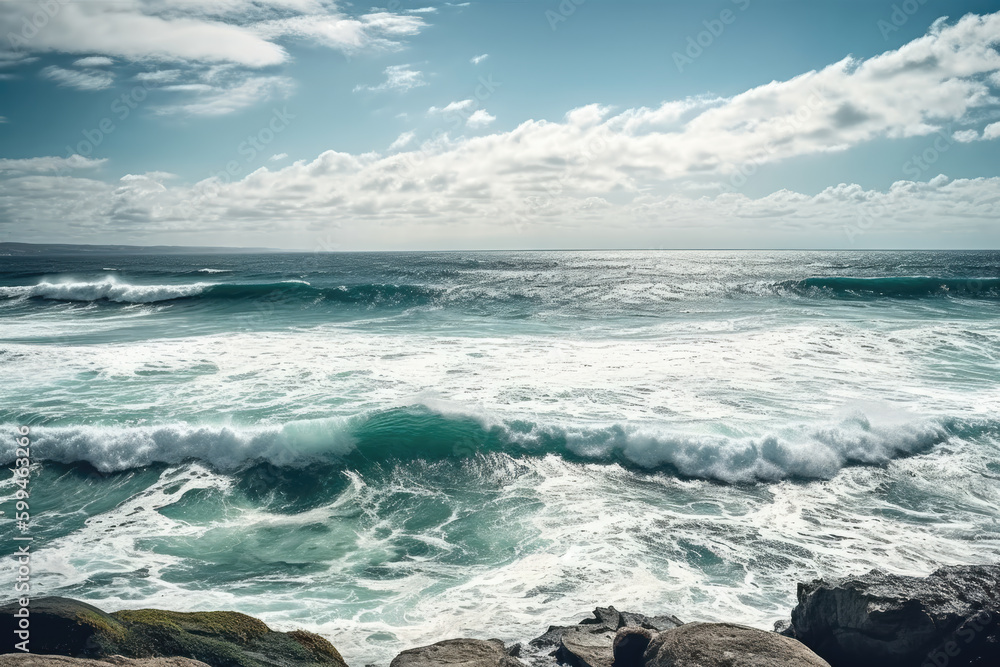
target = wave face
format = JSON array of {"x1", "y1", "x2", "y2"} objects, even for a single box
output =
[
  {"x1": 781, "y1": 276, "x2": 1000, "y2": 298},
  {"x1": 0, "y1": 408, "x2": 957, "y2": 482},
  {"x1": 3, "y1": 250, "x2": 1000, "y2": 667},
  {"x1": 0, "y1": 278, "x2": 441, "y2": 306}
]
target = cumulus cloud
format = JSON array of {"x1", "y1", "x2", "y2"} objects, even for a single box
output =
[
  {"x1": 428, "y1": 99, "x2": 475, "y2": 115},
  {"x1": 269, "y1": 153, "x2": 289, "y2": 161},
  {"x1": 40, "y1": 65, "x2": 115, "y2": 90},
  {"x1": 354, "y1": 64, "x2": 426, "y2": 93},
  {"x1": 4, "y1": 11, "x2": 1000, "y2": 248},
  {"x1": 389, "y1": 131, "x2": 417, "y2": 151},
  {"x1": 984, "y1": 122, "x2": 1000, "y2": 140},
  {"x1": 466, "y1": 109, "x2": 496, "y2": 128}
]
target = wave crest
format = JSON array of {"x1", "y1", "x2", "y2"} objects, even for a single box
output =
[{"x1": 4, "y1": 408, "x2": 958, "y2": 483}]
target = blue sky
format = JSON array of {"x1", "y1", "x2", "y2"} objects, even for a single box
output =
[{"x1": 1, "y1": 0, "x2": 1000, "y2": 249}]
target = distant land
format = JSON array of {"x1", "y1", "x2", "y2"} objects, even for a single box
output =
[{"x1": 0, "y1": 242, "x2": 283, "y2": 256}]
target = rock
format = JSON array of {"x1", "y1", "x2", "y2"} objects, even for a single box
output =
[
  {"x1": 528, "y1": 607, "x2": 681, "y2": 667},
  {"x1": 611, "y1": 627, "x2": 652, "y2": 667},
  {"x1": 388, "y1": 638, "x2": 524, "y2": 667},
  {"x1": 790, "y1": 564, "x2": 1000, "y2": 667},
  {"x1": 643, "y1": 623, "x2": 831, "y2": 667},
  {"x1": 0, "y1": 656, "x2": 209, "y2": 667},
  {"x1": 772, "y1": 620, "x2": 793, "y2": 637},
  {"x1": 0, "y1": 597, "x2": 348, "y2": 667},
  {"x1": 554, "y1": 628, "x2": 615, "y2": 667}
]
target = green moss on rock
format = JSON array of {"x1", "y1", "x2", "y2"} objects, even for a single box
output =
[
  {"x1": 0, "y1": 598, "x2": 347, "y2": 667},
  {"x1": 288, "y1": 630, "x2": 347, "y2": 664}
]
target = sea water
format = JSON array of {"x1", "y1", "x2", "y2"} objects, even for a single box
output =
[{"x1": 1, "y1": 250, "x2": 998, "y2": 665}]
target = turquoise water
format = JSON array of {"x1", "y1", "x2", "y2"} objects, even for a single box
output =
[{"x1": 1, "y1": 250, "x2": 999, "y2": 665}]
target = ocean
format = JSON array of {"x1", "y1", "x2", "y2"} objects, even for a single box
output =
[{"x1": 1, "y1": 250, "x2": 999, "y2": 665}]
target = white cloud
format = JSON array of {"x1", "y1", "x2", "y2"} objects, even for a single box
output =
[
  {"x1": 0, "y1": 1, "x2": 427, "y2": 67},
  {"x1": 407, "y1": 7, "x2": 438, "y2": 14},
  {"x1": 982, "y1": 122, "x2": 1000, "y2": 140},
  {"x1": 953, "y1": 129, "x2": 980, "y2": 142},
  {"x1": 40, "y1": 65, "x2": 114, "y2": 90},
  {"x1": 254, "y1": 11, "x2": 425, "y2": 54},
  {"x1": 269, "y1": 153, "x2": 289, "y2": 162},
  {"x1": 354, "y1": 65, "x2": 426, "y2": 93},
  {"x1": 470, "y1": 53, "x2": 488, "y2": 65},
  {"x1": 135, "y1": 70, "x2": 182, "y2": 83},
  {"x1": 4, "y1": 12, "x2": 1000, "y2": 248},
  {"x1": 389, "y1": 131, "x2": 416, "y2": 151},
  {"x1": 0, "y1": 116, "x2": 7, "y2": 123},
  {"x1": 72, "y1": 56, "x2": 114, "y2": 67},
  {"x1": 428, "y1": 99, "x2": 475, "y2": 115},
  {"x1": 152, "y1": 75, "x2": 294, "y2": 116},
  {"x1": 466, "y1": 109, "x2": 495, "y2": 128},
  {"x1": 0, "y1": 155, "x2": 106, "y2": 174}
]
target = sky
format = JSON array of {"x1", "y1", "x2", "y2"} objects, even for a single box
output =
[{"x1": 1, "y1": 0, "x2": 1000, "y2": 250}]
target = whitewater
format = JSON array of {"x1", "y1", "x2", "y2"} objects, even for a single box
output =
[{"x1": 1, "y1": 250, "x2": 998, "y2": 666}]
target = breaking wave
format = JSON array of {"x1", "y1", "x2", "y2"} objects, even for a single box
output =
[{"x1": 5, "y1": 407, "x2": 960, "y2": 483}]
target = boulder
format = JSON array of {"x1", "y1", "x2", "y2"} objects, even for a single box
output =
[
  {"x1": 0, "y1": 656, "x2": 209, "y2": 667},
  {"x1": 642, "y1": 623, "x2": 830, "y2": 667},
  {"x1": 388, "y1": 638, "x2": 523, "y2": 667},
  {"x1": 0, "y1": 597, "x2": 348, "y2": 667},
  {"x1": 789, "y1": 564, "x2": 1000, "y2": 667},
  {"x1": 529, "y1": 607, "x2": 682, "y2": 667}
]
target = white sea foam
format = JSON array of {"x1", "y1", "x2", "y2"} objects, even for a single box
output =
[{"x1": 0, "y1": 278, "x2": 210, "y2": 303}]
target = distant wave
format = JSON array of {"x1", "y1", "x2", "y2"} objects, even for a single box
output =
[
  {"x1": 779, "y1": 276, "x2": 1000, "y2": 299},
  {"x1": 0, "y1": 279, "x2": 440, "y2": 306},
  {"x1": 197, "y1": 268, "x2": 231, "y2": 274},
  {"x1": 4, "y1": 407, "x2": 959, "y2": 483},
  {"x1": 4, "y1": 274, "x2": 998, "y2": 308},
  {"x1": 0, "y1": 279, "x2": 211, "y2": 303}
]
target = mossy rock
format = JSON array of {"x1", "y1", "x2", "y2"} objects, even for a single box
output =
[
  {"x1": 0, "y1": 598, "x2": 347, "y2": 667},
  {"x1": 0, "y1": 597, "x2": 127, "y2": 657}
]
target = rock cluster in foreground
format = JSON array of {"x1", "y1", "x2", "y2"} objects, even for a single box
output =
[{"x1": 2, "y1": 563, "x2": 997, "y2": 667}]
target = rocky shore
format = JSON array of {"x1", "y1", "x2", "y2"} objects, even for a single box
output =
[{"x1": 2, "y1": 564, "x2": 997, "y2": 667}]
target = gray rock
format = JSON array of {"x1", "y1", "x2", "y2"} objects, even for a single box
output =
[
  {"x1": 612, "y1": 627, "x2": 653, "y2": 667},
  {"x1": 0, "y1": 657, "x2": 209, "y2": 667},
  {"x1": 642, "y1": 623, "x2": 830, "y2": 667},
  {"x1": 389, "y1": 638, "x2": 524, "y2": 667},
  {"x1": 528, "y1": 607, "x2": 681, "y2": 667},
  {"x1": 529, "y1": 607, "x2": 682, "y2": 653},
  {"x1": 790, "y1": 564, "x2": 1000, "y2": 667},
  {"x1": 554, "y1": 628, "x2": 615, "y2": 667}
]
